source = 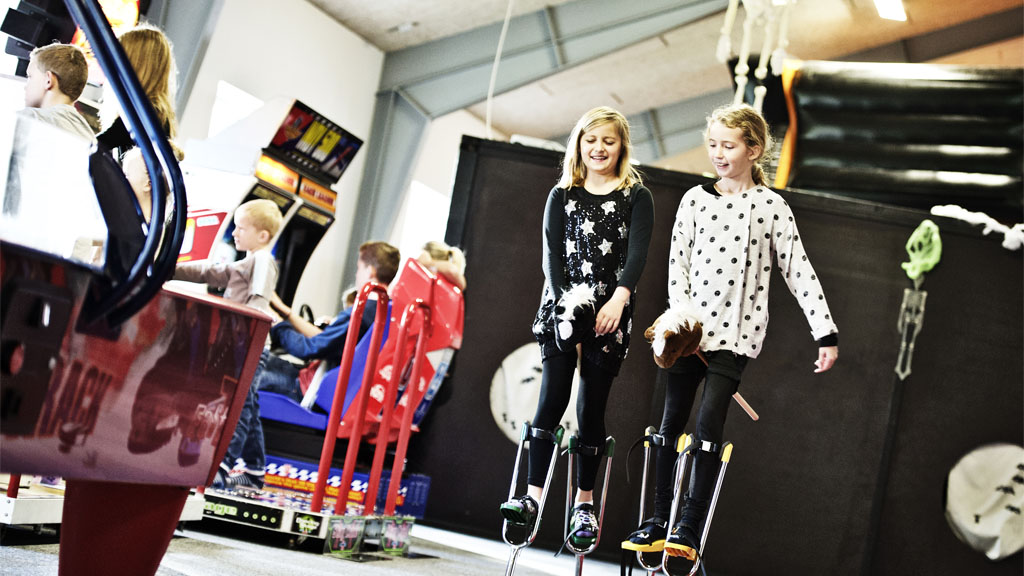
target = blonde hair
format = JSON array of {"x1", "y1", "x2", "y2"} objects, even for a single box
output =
[
  {"x1": 422, "y1": 240, "x2": 466, "y2": 275},
  {"x1": 121, "y1": 141, "x2": 186, "y2": 185},
  {"x1": 558, "y1": 106, "x2": 642, "y2": 190},
  {"x1": 235, "y1": 199, "x2": 283, "y2": 238},
  {"x1": 705, "y1": 103, "x2": 774, "y2": 186},
  {"x1": 30, "y1": 43, "x2": 88, "y2": 101},
  {"x1": 114, "y1": 24, "x2": 178, "y2": 138}
]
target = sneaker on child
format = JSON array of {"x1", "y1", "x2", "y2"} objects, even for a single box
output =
[
  {"x1": 664, "y1": 521, "x2": 700, "y2": 560},
  {"x1": 622, "y1": 516, "x2": 667, "y2": 552},
  {"x1": 569, "y1": 502, "x2": 598, "y2": 547},
  {"x1": 222, "y1": 470, "x2": 265, "y2": 490},
  {"x1": 500, "y1": 494, "x2": 539, "y2": 530}
]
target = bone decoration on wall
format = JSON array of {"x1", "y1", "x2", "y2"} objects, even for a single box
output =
[{"x1": 718, "y1": 0, "x2": 796, "y2": 112}]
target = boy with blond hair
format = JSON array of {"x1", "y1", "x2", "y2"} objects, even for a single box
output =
[
  {"x1": 20, "y1": 43, "x2": 94, "y2": 142},
  {"x1": 174, "y1": 198, "x2": 283, "y2": 317},
  {"x1": 175, "y1": 199, "x2": 283, "y2": 492}
]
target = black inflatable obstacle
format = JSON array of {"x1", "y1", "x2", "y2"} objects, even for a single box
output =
[{"x1": 775, "y1": 60, "x2": 1023, "y2": 221}]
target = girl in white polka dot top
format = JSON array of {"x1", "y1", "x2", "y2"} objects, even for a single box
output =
[{"x1": 623, "y1": 103, "x2": 839, "y2": 561}]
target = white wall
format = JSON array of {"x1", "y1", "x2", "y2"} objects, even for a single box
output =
[
  {"x1": 389, "y1": 110, "x2": 507, "y2": 255},
  {"x1": 410, "y1": 109, "x2": 507, "y2": 198},
  {"x1": 179, "y1": 0, "x2": 383, "y2": 316}
]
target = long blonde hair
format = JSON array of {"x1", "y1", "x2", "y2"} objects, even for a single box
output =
[
  {"x1": 558, "y1": 106, "x2": 642, "y2": 190},
  {"x1": 102, "y1": 24, "x2": 178, "y2": 138},
  {"x1": 705, "y1": 103, "x2": 773, "y2": 186}
]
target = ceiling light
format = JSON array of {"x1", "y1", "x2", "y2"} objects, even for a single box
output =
[
  {"x1": 388, "y1": 21, "x2": 418, "y2": 34},
  {"x1": 874, "y1": 0, "x2": 907, "y2": 21}
]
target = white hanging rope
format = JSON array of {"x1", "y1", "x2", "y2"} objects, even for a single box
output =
[{"x1": 486, "y1": 0, "x2": 516, "y2": 140}]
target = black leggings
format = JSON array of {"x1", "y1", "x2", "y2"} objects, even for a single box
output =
[
  {"x1": 527, "y1": 351, "x2": 615, "y2": 492},
  {"x1": 653, "y1": 351, "x2": 748, "y2": 520}
]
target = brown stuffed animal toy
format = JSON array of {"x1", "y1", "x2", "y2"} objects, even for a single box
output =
[{"x1": 644, "y1": 305, "x2": 703, "y2": 369}]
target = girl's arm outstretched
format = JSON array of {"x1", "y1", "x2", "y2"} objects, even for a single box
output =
[{"x1": 772, "y1": 202, "x2": 839, "y2": 372}]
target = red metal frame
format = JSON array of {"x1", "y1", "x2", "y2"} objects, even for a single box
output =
[
  {"x1": 364, "y1": 298, "x2": 432, "y2": 514},
  {"x1": 310, "y1": 282, "x2": 390, "y2": 513},
  {"x1": 385, "y1": 280, "x2": 440, "y2": 515}
]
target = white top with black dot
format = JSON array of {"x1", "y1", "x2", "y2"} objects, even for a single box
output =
[{"x1": 668, "y1": 184, "x2": 837, "y2": 358}]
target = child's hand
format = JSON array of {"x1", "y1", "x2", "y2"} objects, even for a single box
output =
[
  {"x1": 814, "y1": 346, "x2": 838, "y2": 373},
  {"x1": 594, "y1": 287, "x2": 630, "y2": 335}
]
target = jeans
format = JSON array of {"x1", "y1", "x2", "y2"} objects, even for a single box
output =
[
  {"x1": 254, "y1": 350, "x2": 303, "y2": 403},
  {"x1": 221, "y1": 349, "x2": 300, "y2": 473}
]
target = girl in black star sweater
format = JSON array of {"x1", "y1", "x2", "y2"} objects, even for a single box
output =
[{"x1": 501, "y1": 106, "x2": 654, "y2": 548}]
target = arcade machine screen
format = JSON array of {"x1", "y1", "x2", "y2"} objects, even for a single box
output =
[
  {"x1": 269, "y1": 101, "x2": 363, "y2": 183},
  {"x1": 263, "y1": 101, "x2": 360, "y2": 305}
]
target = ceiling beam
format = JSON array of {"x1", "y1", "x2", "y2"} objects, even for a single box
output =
[
  {"x1": 379, "y1": 0, "x2": 728, "y2": 119},
  {"x1": 843, "y1": 5, "x2": 1022, "y2": 63}
]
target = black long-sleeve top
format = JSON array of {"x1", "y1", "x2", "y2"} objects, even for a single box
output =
[{"x1": 542, "y1": 183, "x2": 655, "y2": 299}]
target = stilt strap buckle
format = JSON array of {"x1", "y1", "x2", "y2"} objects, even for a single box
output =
[
  {"x1": 570, "y1": 440, "x2": 603, "y2": 456},
  {"x1": 644, "y1": 433, "x2": 666, "y2": 447},
  {"x1": 697, "y1": 440, "x2": 720, "y2": 454},
  {"x1": 530, "y1": 426, "x2": 559, "y2": 443}
]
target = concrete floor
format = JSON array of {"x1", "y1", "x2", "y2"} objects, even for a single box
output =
[{"x1": 1, "y1": 522, "x2": 625, "y2": 576}]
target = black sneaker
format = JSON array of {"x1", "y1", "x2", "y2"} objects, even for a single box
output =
[
  {"x1": 500, "y1": 495, "x2": 539, "y2": 529},
  {"x1": 569, "y1": 502, "x2": 599, "y2": 548},
  {"x1": 223, "y1": 471, "x2": 264, "y2": 490},
  {"x1": 621, "y1": 517, "x2": 667, "y2": 552},
  {"x1": 664, "y1": 521, "x2": 700, "y2": 560}
]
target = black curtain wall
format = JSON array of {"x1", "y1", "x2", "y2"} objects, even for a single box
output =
[{"x1": 405, "y1": 136, "x2": 1022, "y2": 575}]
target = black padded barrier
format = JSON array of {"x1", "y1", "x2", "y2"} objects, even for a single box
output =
[
  {"x1": 778, "y1": 61, "x2": 1023, "y2": 221},
  {"x1": 408, "y1": 136, "x2": 1021, "y2": 575}
]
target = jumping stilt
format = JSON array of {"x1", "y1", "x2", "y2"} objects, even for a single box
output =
[
  {"x1": 562, "y1": 435, "x2": 615, "y2": 575},
  {"x1": 501, "y1": 422, "x2": 564, "y2": 576},
  {"x1": 663, "y1": 435, "x2": 734, "y2": 576},
  {"x1": 620, "y1": 426, "x2": 667, "y2": 575}
]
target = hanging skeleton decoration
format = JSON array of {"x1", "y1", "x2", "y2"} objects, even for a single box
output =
[
  {"x1": 717, "y1": 0, "x2": 796, "y2": 112},
  {"x1": 895, "y1": 220, "x2": 942, "y2": 380}
]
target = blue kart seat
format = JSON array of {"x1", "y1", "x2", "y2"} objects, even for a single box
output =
[{"x1": 258, "y1": 303, "x2": 392, "y2": 431}]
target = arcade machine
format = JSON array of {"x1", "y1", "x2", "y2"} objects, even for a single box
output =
[
  {"x1": 201, "y1": 258, "x2": 464, "y2": 559},
  {"x1": 0, "y1": 0, "x2": 209, "y2": 539},
  {"x1": 178, "y1": 98, "x2": 362, "y2": 306},
  {"x1": 1, "y1": 2, "x2": 270, "y2": 575}
]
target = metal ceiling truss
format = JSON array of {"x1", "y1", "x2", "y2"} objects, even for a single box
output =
[
  {"x1": 352, "y1": 1, "x2": 1022, "y2": 287},
  {"x1": 381, "y1": 0, "x2": 729, "y2": 118},
  {"x1": 349, "y1": 0, "x2": 729, "y2": 284}
]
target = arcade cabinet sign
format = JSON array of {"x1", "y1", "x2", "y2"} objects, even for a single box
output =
[{"x1": 269, "y1": 101, "x2": 363, "y2": 185}]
